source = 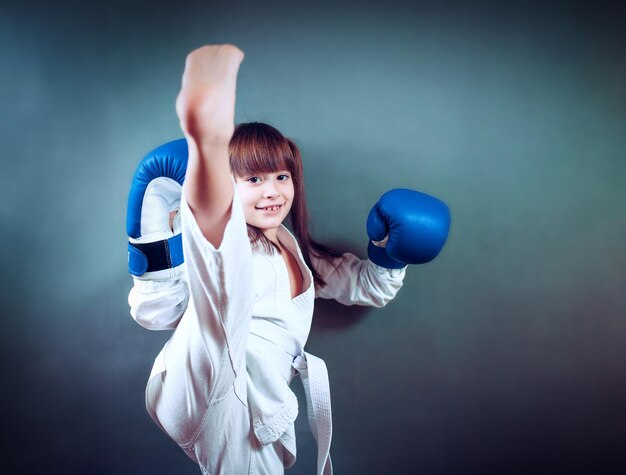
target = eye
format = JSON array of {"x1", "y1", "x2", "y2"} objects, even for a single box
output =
[
  {"x1": 277, "y1": 173, "x2": 290, "y2": 181},
  {"x1": 247, "y1": 176, "x2": 262, "y2": 184}
]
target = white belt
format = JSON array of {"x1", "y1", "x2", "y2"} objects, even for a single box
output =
[{"x1": 250, "y1": 320, "x2": 333, "y2": 475}]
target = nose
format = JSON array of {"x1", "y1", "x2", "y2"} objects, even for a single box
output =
[{"x1": 263, "y1": 179, "x2": 280, "y2": 198}]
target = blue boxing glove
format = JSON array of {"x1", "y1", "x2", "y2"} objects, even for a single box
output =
[
  {"x1": 366, "y1": 188, "x2": 451, "y2": 269},
  {"x1": 126, "y1": 139, "x2": 188, "y2": 280}
]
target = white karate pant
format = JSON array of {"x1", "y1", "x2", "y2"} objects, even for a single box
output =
[{"x1": 144, "y1": 191, "x2": 286, "y2": 474}]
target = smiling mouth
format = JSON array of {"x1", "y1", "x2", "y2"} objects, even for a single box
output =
[{"x1": 256, "y1": 204, "x2": 284, "y2": 212}]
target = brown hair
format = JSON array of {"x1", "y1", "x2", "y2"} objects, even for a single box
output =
[{"x1": 229, "y1": 122, "x2": 339, "y2": 286}]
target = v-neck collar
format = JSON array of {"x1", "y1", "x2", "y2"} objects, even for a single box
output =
[{"x1": 275, "y1": 225, "x2": 313, "y2": 299}]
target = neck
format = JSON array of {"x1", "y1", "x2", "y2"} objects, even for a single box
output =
[{"x1": 262, "y1": 227, "x2": 280, "y2": 246}]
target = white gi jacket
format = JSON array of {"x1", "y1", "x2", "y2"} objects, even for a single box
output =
[{"x1": 129, "y1": 182, "x2": 405, "y2": 475}]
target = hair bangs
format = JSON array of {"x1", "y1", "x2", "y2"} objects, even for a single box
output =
[{"x1": 229, "y1": 122, "x2": 295, "y2": 177}]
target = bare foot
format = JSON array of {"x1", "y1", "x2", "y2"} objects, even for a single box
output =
[{"x1": 175, "y1": 45, "x2": 244, "y2": 147}]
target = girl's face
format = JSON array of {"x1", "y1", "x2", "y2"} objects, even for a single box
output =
[{"x1": 235, "y1": 170, "x2": 294, "y2": 240}]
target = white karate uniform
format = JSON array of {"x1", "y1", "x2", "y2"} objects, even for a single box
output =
[{"x1": 128, "y1": 181, "x2": 405, "y2": 475}]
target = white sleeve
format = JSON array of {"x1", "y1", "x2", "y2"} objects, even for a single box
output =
[
  {"x1": 312, "y1": 252, "x2": 406, "y2": 307},
  {"x1": 128, "y1": 276, "x2": 189, "y2": 331}
]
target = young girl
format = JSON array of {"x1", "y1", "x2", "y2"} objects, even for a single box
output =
[{"x1": 128, "y1": 45, "x2": 447, "y2": 475}]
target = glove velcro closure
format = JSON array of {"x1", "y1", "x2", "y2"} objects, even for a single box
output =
[{"x1": 128, "y1": 233, "x2": 184, "y2": 276}]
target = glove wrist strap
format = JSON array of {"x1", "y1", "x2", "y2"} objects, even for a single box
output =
[{"x1": 128, "y1": 233, "x2": 184, "y2": 276}]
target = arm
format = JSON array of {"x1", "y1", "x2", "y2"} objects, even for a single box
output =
[
  {"x1": 126, "y1": 140, "x2": 190, "y2": 330},
  {"x1": 312, "y1": 252, "x2": 405, "y2": 307},
  {"x1": 311, "y1": 187, "x2": 450, "y2": 307},
  {"x1": 175, "y1": 45, "x2": 244, "y2": 248}
]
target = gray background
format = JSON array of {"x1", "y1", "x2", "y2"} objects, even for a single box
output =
[{"x1": 1, "y1": 0, "x2": 625, "y2": 473}]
